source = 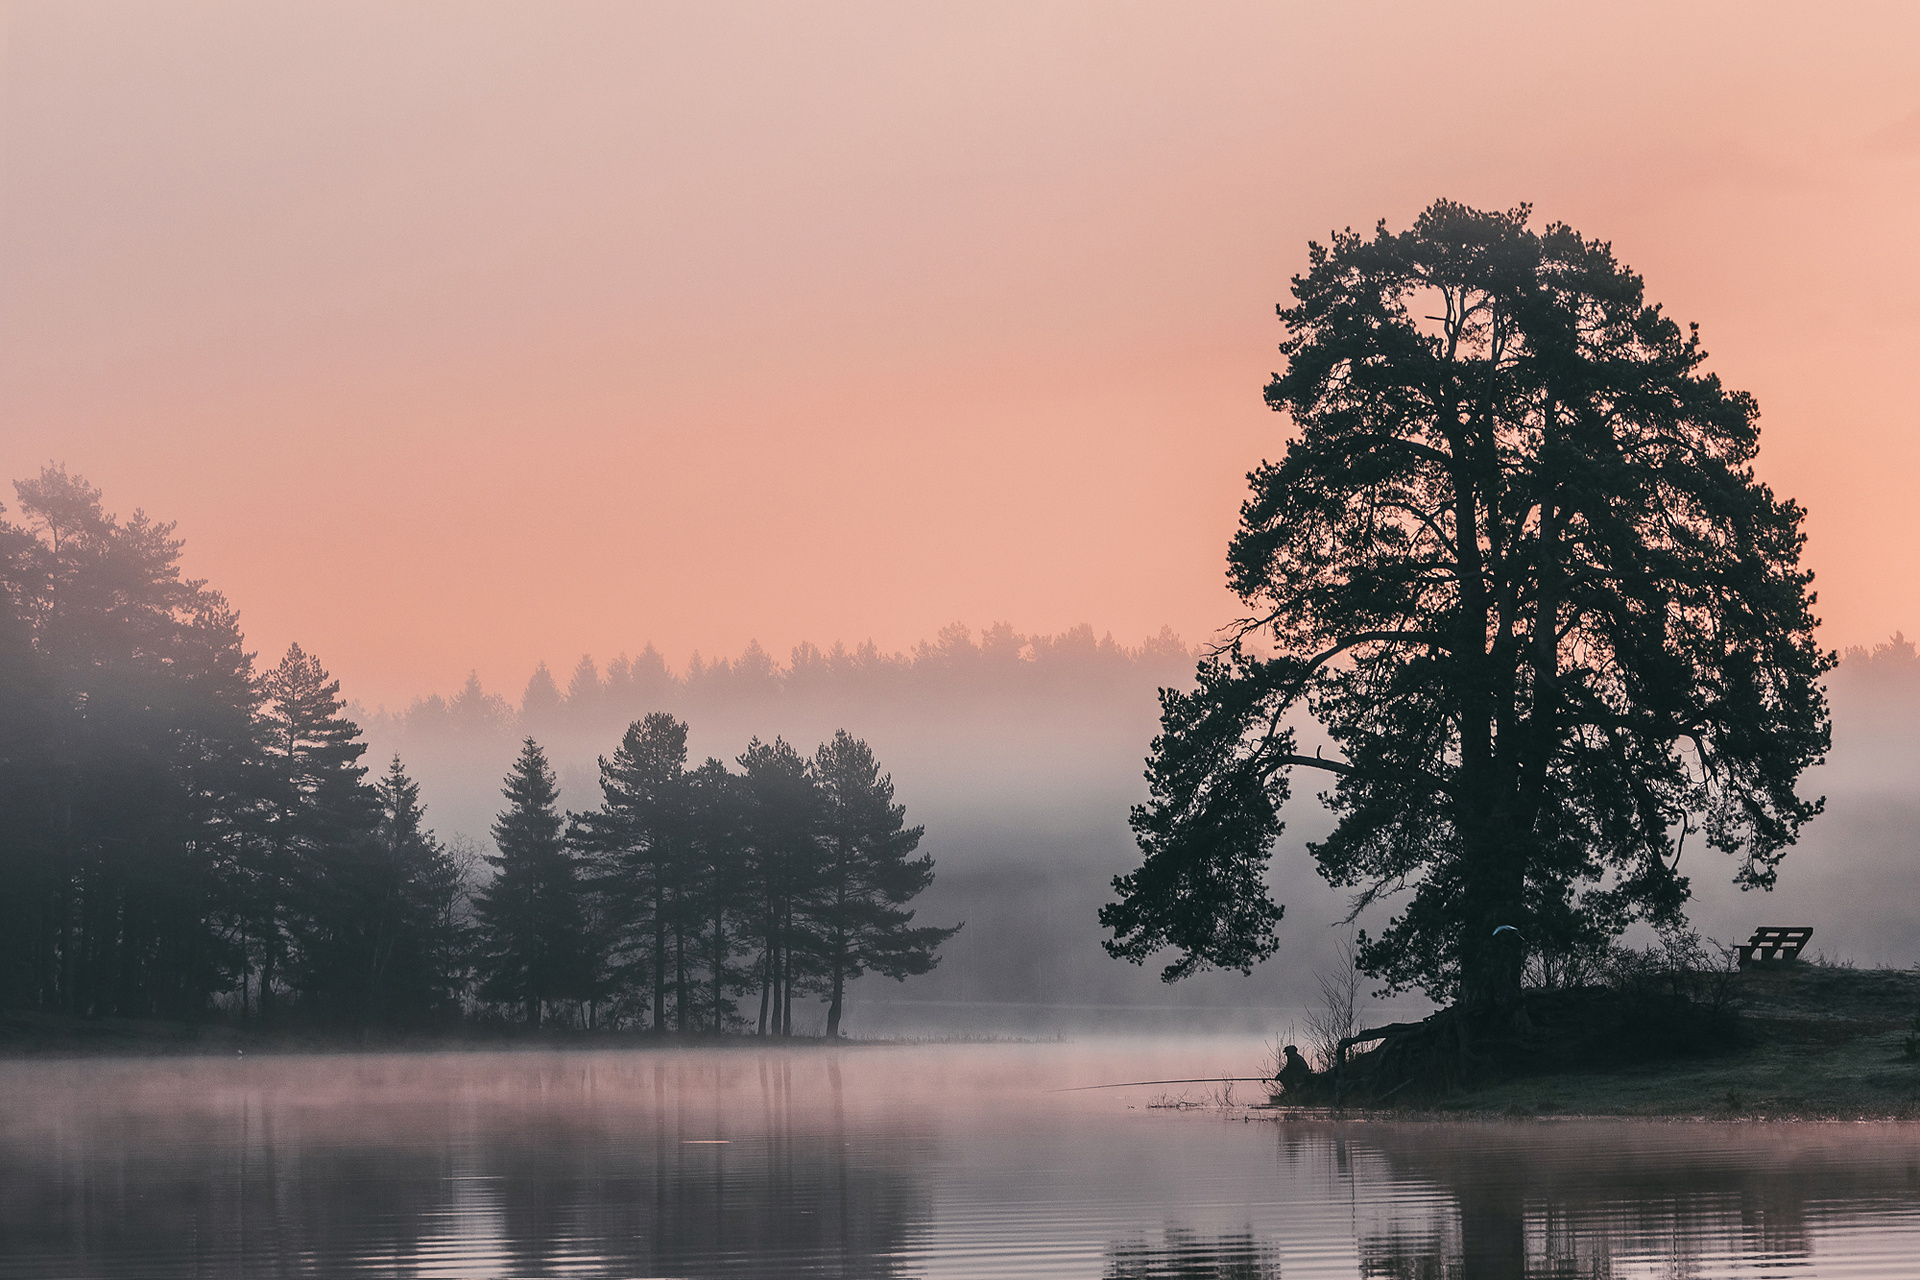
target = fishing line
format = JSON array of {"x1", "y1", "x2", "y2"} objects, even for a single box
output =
[{"x1": 1047, "y1": 1077, "x2": 1274, "y2": 1093}]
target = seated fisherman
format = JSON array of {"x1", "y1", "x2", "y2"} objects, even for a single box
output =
[{"x1": 1275, "y1": 1044, "x2": 1314, "y2": 1096}]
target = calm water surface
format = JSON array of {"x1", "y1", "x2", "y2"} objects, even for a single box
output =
[{"x1": 3, "y1": 1040, "x2": 1918, "y2": 1278}]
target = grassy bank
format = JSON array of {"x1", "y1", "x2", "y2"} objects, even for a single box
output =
[{"x1": 1275, "y1": 963, "x2": 1920, "y2": 1120}]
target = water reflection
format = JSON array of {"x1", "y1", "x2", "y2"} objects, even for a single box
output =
[
  {"x1": 3, "y1": 1045, "x2": 1919, "y2": 1278},
  {"x1": 1105, "y1": 1228, "x2": 1282, "y2": 1279},
  {"x1": 1335, "y1": 1119, "x2": 1920, "y2": 1279}
]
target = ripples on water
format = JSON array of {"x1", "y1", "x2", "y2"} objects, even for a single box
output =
[{"x1": 3, "y1": 1041, "x2": 1918, "y2": 1278}]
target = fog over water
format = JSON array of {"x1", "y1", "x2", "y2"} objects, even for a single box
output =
[
  {"x1": 356, "y1": 628, "x2": 1920, "y2": 1036},
  {"x1": 7, "y1": 1043, "x2": 1920, "y2": 1279}
]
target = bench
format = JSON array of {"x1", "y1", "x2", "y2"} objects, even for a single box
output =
[{"x1": 1737, "y1": 926, "x2": 1812, "y2": 966}]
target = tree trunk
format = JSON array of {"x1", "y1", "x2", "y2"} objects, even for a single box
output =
[
  {"x1": 1457, "y1": 816, "x2": 1527, "y2": 1021},
  {"x1": 756, "y1": 946, "x2": 770, "y2": 1035},
  {"x1": 711, "y1": 910, "x2": 725, "y2": 1034},
  {"x1": 772, "y1": 901, "x2": 787, "y2": 1037},
  {"x1": 258, "y1": 917, "x2": 276, "y2": 1020},
  {"x1": 674, "y1": 916, "x2": 687, "y2": 1034},
  {"x1": 781, "y1": 942, "x2": 793, "y2": 1037},
  {"x1": 827, "y1": 958, "x2": 843, "y2": 1038},
  {"x1": 653, "y1": 891, "x2": 667, "y2": 1032},
  {"x1": 779, "y1": 900, "x2": 793, "y2": 1037},
  {"x1": 59, "y1": 881, "x2": 76, "y2": 1014}
]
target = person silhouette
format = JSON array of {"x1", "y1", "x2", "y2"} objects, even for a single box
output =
[{"x1": 1276, "y1": 1044, "x2": 1314, "y2": 1096}]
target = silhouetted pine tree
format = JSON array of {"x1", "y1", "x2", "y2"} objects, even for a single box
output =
[
  {"x1": 1104, "y1": 201, "x2": 1831, "y2": 1014},
  {"x1": 474, "y1": 739, "x2": 593, "y2": 1026},
  {"x1": 738, "y1": 737, "x2": 822, "y2": 1036},
  {"x1": 519, "y1": 661, "x2": 564, "y2": 735},
  {"x1": 576, "y1": 713, "x2": 691, "y2": 1030},
  {"x1": 811, "y1": 730, "x2": 960, "y2": 1037},
  {"x1": 258, "y1": 642, "x2": 379, "y2": 1015},
  {"x1": 362, "y1": 755, "x2": 469, "y2": 1021},
  {"x1": 685, "y1": 756, "x2": 755, "y2": 1031}
]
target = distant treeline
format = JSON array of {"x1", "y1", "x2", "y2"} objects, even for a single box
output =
[
  {"x1": 0, "y1": 465, "x2": 953, "y2": 1033},
  {"x1": 370, "y1": 623, "x2": 1194, "y2": 743}
]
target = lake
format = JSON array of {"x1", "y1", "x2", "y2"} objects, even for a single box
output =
[{"x1": 4, "y1": 1039, "x2": 1918, "y2": 1278}]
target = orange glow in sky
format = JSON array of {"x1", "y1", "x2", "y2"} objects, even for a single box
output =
[{"x1": 4, "y1": 2, "x2": 1917, "y2": 708}]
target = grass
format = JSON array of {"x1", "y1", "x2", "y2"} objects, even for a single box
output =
[{"x1": 1265, "y1": 962, "x2": 1920, "y2": 1120}]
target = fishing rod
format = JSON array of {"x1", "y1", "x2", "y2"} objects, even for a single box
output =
[{"x1": 1047, "y1": 1076, "x2": 1275, "y2": 1093}]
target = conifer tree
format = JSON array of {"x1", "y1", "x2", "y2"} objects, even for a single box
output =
[
  {"x1": 564, "y1": 655, "x2": 605, "y2": 722},
  {"x1": 363, "y1": 755, "x2": 468, "y2": 1020},
  {"x1": 811, "y1": 730, "x2": 959, "y2": 1037},
  {"x1": 474, "y1": 739, "x2": 592, "y2": 1026},
  {"x1": 738, "y1": 737, "x2": 822, "y2": 1036},
  {"x1": 519, "y1": 662, "x2": 564, "y2": 734},
  {"x1": 254, "y1": 642, "x2": 378, "y2": 1013},
  {"x1": 576, "y1": 713, "x2": 691, "y2": 1030},
  {"x1": 685, "y1": 756, "x2": 754, "y2": 1031}
]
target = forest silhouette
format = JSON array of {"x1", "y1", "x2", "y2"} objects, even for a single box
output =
[{"x1": 0, "y1": 466, "x2": 965, "y2": 1035}]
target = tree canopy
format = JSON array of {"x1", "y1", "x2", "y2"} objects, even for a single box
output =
[{"x1": 1103, "y1": 200, "x2": 1832, "y2": 1009}]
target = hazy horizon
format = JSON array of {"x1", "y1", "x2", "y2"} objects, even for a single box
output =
[{"x1": 340, "y1": 619, "x2": 1920, "y2": 1032}]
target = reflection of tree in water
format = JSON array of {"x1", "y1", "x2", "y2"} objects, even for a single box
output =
[
  {"x1": 532, "y1": 1133, "x2": 925, "y2": 1279},
  {"x1": 482, "y1": 1057, "x2": 928, "y2": 1278},
  {"x1": 0, "y1": 1058, "x2": 930, "y2": 1280},
  {"x1": 0, "y1": 1107, "x2": 464, "y2": 1280},
  {"x1": 1332, "y1": 1122, "x2": 1886, "y2": 1280},
  {"x1": 1104, "y1": 1226, "x2": 1282, "y2": 1280}
]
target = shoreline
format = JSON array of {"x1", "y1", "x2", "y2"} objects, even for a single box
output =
[
  {"x1": 0, "y1": 1011, "x2": 1056, "y2": 1059},
  {"x1": 12, "y1": 963, "x2": 1920, "y2": 1124},
  {"x1": 1250, "y1": 962, "x2": 1920, "y2": 1123}
]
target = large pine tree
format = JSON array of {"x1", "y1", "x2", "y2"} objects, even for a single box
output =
[
  {"x1": 1102, "y1": 201, "x2": 1830, "y2": 1013},
  {"x1": 811, "y1": 730, "x2": 959, "y2": 1037},
  {"x1": 474, "y1": 738, "x2": 593, "y2": 1027}
]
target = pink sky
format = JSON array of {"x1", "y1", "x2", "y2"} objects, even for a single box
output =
[{"x1": 4, "y1": 2, "x2": 1917, "y2": 708}]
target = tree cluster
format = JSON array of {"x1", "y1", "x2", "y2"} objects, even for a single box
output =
[
  {"x1": 0, "y1": 466, "x2": 467, "y2": 1022},
  {"x1": 0, "y1": 466, "x2": 956, "y2": 1035},
  {"x1": 480, "y1": 720, "x2": 959, "y2": 1036}
]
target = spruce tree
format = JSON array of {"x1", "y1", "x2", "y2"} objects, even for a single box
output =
[
  {"x1": 811, "y1": 730, "x2": 960, "y2": 1037},
  {"x1": 475, "y1": 739, "x2": 592, "y2": 1026},
  {"x1": 738, "y1": 737, "x2": 822, "y2": 1037},
  {"x1": 575, "y1": 713, "x2": 690, "y2": 1030},
  {"x1": 685, "y1": 756, "x2": 754, "y2": 1031},
  {"x1": 364, "y1": 755, "x2": 468, "y2": 1020},
  {"x1": 255, "y1": 642, "x2": 378, "y2": 1015}
]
